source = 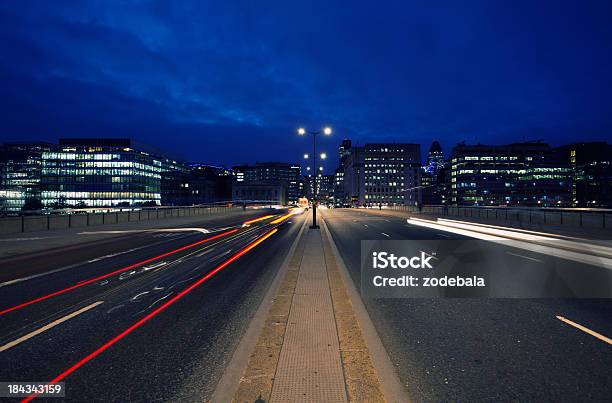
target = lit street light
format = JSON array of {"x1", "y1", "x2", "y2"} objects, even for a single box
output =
[
  {"x1": 297, "y1": 126, "x2": 332, "y2": 228},
  {"x1": 304, "y1": 153, "x2": 309, "y2": 159}
]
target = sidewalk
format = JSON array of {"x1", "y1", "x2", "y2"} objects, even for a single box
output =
[{"x1": 231, "y1": 216, "x2": 391, "y2": 402}]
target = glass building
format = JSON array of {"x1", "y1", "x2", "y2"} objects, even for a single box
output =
[
  {"x1": 40, "y1": 139, "x2": 164, "y2": 207},
  {"x1": 0, "y1": 142, "x2": 53, "y2": 212},
  {"x1": 450, "y1": 142, "x2": 573, "y2": 206}
]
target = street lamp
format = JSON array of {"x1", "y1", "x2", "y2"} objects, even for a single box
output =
[
  {"x1": 320, "y1": 152, "x2": 327, "y2": 159},
  {"x1": 304, "y1": 153, "x2": 309, "y2": 159},
  {"x1": 297, "y1": 126, "x2": 332, "y2": 228}
]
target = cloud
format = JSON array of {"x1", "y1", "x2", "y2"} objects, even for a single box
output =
[{"x1": 0, "y1": 0, "x2": 610, "y2": 166}]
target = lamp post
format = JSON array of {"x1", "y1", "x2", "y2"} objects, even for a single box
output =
[{"x1": 298, "y1": 126, "x2": 332, "y2": 228}]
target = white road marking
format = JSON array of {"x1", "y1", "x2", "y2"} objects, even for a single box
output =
[
  {"x1": 0, "y1": 238, "x2": 175, "y2": 288},
  {"x1": 0, "y1": 237, "x2": 51, "y2": 242},
  {"x1": 131, "y1": 291, "x2": 150, "y2": 301},
  {"x1": 0, "y1": 301, "x2": 104, "y2": 352},
  {"x1": 506, "y1": 251, "x2": 543, "y2": 263},
  {"x1": 437, "y1": 233, "x2": 450, "y2": 238},
  {"x1": 381, "y1": 233, "x2": 390, "y2": 237},
  {"x1": 556, "y1": 316, "x2": 612, "y2": 345},
  {"x1": 364, "y1": 224, "x2": 369, "y2": 228},
  {"x1": 384, "y1": 219, "x2": 390, "y2": 222}
]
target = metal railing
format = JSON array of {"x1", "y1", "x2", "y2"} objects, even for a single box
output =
[
  {"x1": 387, "y1": 205, "x2": 612, "y2": 229},
  {"x1": 0, "y1": 200, "x2": 281, "y2": 235}
]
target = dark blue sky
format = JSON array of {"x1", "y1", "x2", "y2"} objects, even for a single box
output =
[{"x1": 1, "y1": 1, "x2": 611, "y2": 171}]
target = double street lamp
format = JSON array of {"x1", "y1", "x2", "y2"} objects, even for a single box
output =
[{"x1": 298, "y1": 126, "x2": 332, "y2": 229}]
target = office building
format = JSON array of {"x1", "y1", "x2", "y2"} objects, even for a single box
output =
[
  {"x1": 40, "y1": 138, "x2": 172, "y2": 207},
  {"x1": 316, "y1": 174, "x2": 334, "y2": 201},
  {"x1": 558, "y1": 142, "x2": 612, "y2": 207},
  {"x1": 232, "y1": 181, "x2": 287, "y2": 205},
  {"x1": 341, "y1": 145, "x2": 365, "y2": 206},
  {"x1": 450, "y1": 142, "x2": 572, "y2": 206},
  {"x1": 424, "y1": 140, "x2": 445, "y2": 176},
  {"x1": 421, "y1": 141, "x2": 447, "y2": 205},
  {"x1": 339, "y1": 141, "x2": 421, "y2": 207},
  {"x1": 0, "y1": 142, "x2": 53, "y2": 212},
  {"x1": 363, "y1": 144, "x2": 421, "y2": 206},
  {"x1": 233, "y1": 162, "x2": 302, "y2": 204},
  {"x1": 333, "y1": 168, "x2": 345, "y2": 206}
]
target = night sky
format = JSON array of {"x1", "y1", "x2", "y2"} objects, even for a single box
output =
[{"x1": 1, "y1": 1, "x2": 611, "y2": 171}]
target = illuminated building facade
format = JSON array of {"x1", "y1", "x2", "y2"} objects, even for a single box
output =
[
  {"x1": 40, "y1": 139, "x2": 165, "y2": 207},
  {"x1": 424, "y1": 140, "x2": 445, "y2": 176},
  {"x1": 333, "y1": 168, "x2": 344, "y2": 206},
  {"x1": 363, "y1": 143, "x2": 421, "y2": 206},
  {"x1": 421, "y1": 141, "x2": 447, "y2": 205},
  {"x1": 0, "y1": 142, "x2": 53, "y2": 212},
  {"x1": 316, "y1": 174, "x2": 334, "y2": 200},
  {"x1": 559, "y1": 142, "x2": 612, "y2": 207},
  {"x1": 450, "y1": 142, "x2": 572, "y2": 206},
  {"x1": 233, "y1": 162, "x2": 302, "y2": 204},
  {"x1": 337, "y1": 142, "x2": 421, "y2": 207}
]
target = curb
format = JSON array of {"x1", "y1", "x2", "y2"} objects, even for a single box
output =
[
  {"x1": 211, "y1": 214, "x2": 308, "y2": 402},
  {"x1": 320, "y1": 214, "x2": 410, "y2": 403}
]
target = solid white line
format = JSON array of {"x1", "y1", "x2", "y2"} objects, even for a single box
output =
[
  {"x1": 506, "y1": 251, "x2": 544, "y2": 263},
  {"x1": 0, "y1": 237, "x2": 51, "y2": 242},
  {"x1": 0, "y1": 301, "x2": 104, "y2": 352},
  {"x1": 381, "y1": 233, "x2": 390, "y2": 237},
  {"x1": 556, "y1": 316, "x2": 612, "y2": 345}
]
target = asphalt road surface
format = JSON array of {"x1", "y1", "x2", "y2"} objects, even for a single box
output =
[
  {"x1": 321, "y1": 207, "x2": 611, "y2": 402},
  {"x1": 0, "y1": 209, "x2": 305, "y2": 402}
]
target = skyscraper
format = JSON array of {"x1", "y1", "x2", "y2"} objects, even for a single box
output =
[{"x1": 425, "y1": 140, "x2": 445, "y2": 176}]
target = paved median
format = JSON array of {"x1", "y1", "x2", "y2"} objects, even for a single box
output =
[{"x1": 232, "y1": 216, "x2": 387, "y2": 402}]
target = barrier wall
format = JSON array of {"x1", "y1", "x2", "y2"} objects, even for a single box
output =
[
  {"x1": 388, "y1": 205, "x2": 610, "y2": 229},
  {"x1": 0, "y1": 206, "x2": 242, "y2": 235}
]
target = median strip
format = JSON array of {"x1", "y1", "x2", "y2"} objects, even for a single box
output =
[{"x1": 234, "y1": 215, "x2": 388, "y2": 402}]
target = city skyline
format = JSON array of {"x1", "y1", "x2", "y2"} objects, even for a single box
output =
[{"x1": 1, "y1": 1, "x2": 611, "y2": 169}]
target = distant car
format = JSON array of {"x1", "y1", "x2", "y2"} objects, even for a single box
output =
[{"x1": 298, "y1": 197, "x2": 309, "y2": 210}]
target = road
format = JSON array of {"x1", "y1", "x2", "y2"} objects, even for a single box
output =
[
  {"x1": 0, "y1": 209, "x2": 305, "y2": 401},
  {"x1": 321, "y1": 207, "x2": 611, "y2": 402}
]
